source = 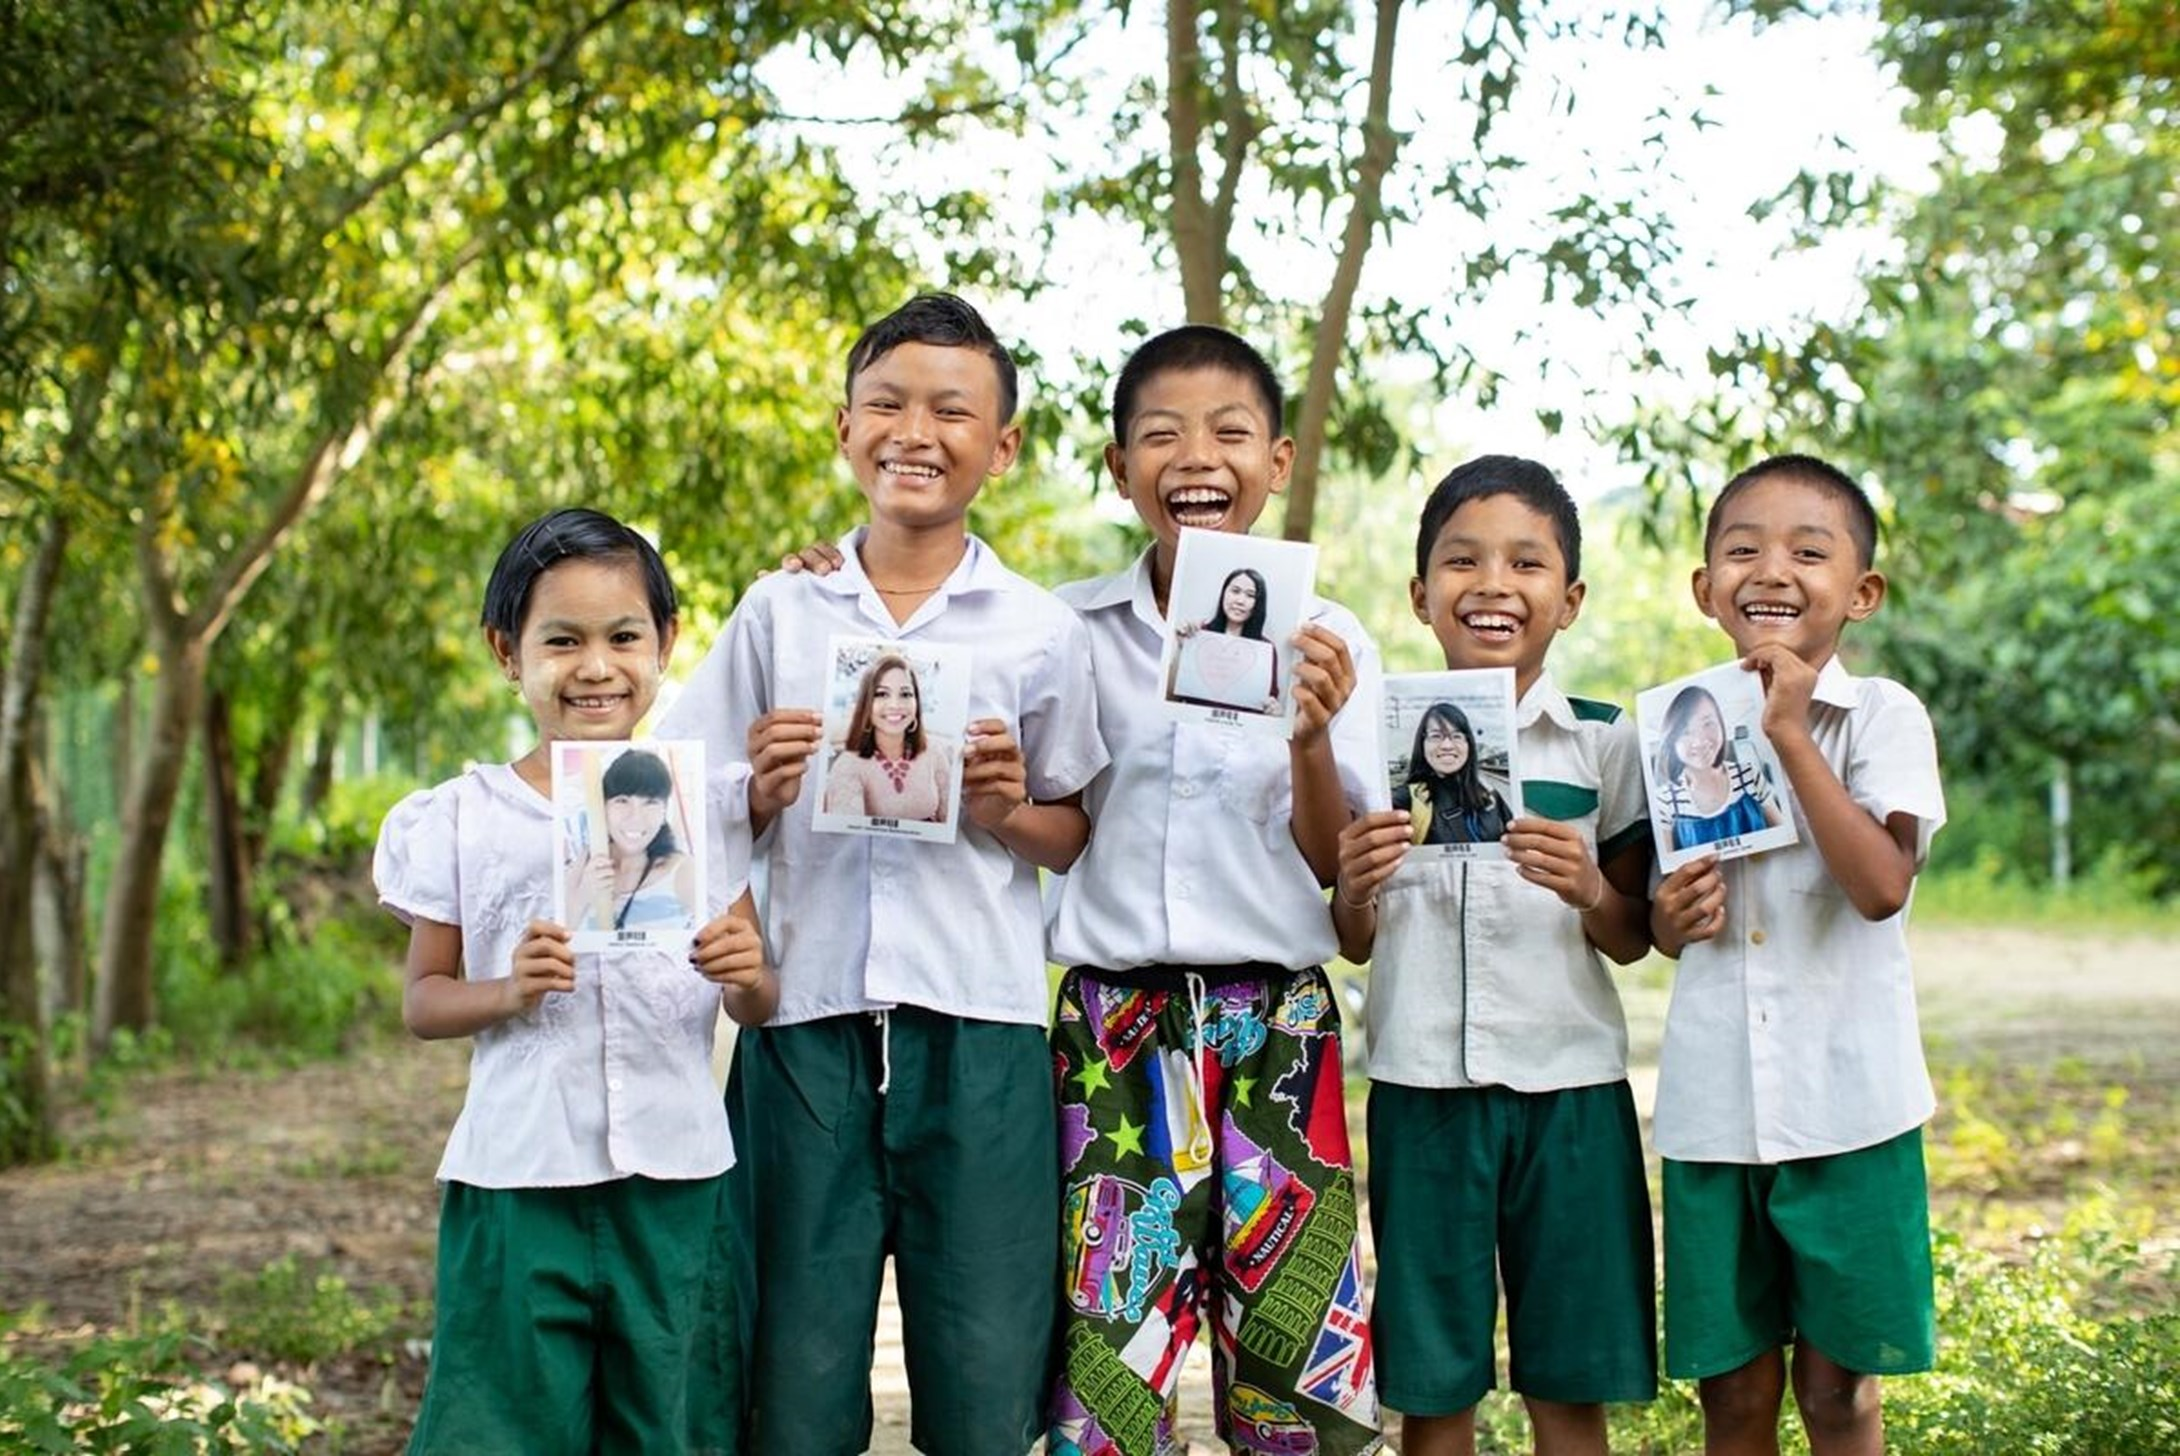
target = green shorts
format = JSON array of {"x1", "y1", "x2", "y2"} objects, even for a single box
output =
[
  {"x1": 1367, "y1": 1080, "x2": 1657, "y2": 1414},
  {"x1": 410, "y1": 1174, "x2": 742, "y2": 1456},
  {"x1": 733, "y1": 1008, "x2": 1058, "y2": 1456},
  {"x1": 1663, "y1": 1126, "x2": 1935, "y2": 1381}
]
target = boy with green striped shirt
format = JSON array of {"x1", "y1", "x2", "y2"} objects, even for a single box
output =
[{"x1": 1334, "y1": 455, "x2": 1658, "y2": 1456}]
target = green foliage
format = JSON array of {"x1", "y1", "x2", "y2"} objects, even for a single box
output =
[
  {"x1": 0, "y1": 1311, "x2": 317, "y2": 1454},
  {"x1": 211, "y1": 1258, "x2": 412, "y2": 1367},
  {"x1": 1891, "y1": 1217, "x2": 2180, "y2": 1454}
]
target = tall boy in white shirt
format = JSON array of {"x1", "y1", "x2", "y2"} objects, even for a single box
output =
[
  {"x1": 1043, "y1": 325, "x2": 1384, "y2": 1456},
  {"x1": 660, "y1": 294, "x2": 1108, "y2": 1456},
  {"x1": 1651, "y1": 453, "x2": 1946, "y2": 1456},
  {"x1": 1333, "y1": 456, "x2": 1658, "y2": 1456}
]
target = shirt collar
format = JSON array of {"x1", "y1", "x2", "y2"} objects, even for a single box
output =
[
  {"x1": 1812, "y1": 653, "x2": 1860, "y2": 709},
  {"x1": 812, "y1": 526, "x2": 1000, "y2": 600},
  {"x1": 1516, "y1": 670, "x2": 1577, "y2": 732}
]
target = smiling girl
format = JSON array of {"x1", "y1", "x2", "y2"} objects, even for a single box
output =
[{"x1": 1394, "y1": 700, "x2": 1514, "y2": 846}]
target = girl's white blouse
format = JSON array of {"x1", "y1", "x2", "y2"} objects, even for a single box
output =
[{"x1": 373, "y1": 760, "x2": 752, "y2": 1188}]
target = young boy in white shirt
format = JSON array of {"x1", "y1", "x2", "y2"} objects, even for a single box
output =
[
  {"x1": 1651, "y1": 453, "x2": 1946, "y2": 1456},
  {"x1": 1043, "y1": 325, "x2": 1385, "y2": 1456},
  {"x1": 660, "y1": 294, "x2": 1108, "y2": 1456},
  {"x1": 1333, "y1": 456, "x2": 1658, "y2": 1456}
]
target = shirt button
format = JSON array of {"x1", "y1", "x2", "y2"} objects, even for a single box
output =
[
  {"x1": 1177, "y1": 782, "x2": 1197, "y2": 798},
  {"x1": 1750, "y1": 929, "x2": 1767, "y2": 945},
  {"x1": 608, "y1": 1078, "x2": 623, "y2": 1093}
]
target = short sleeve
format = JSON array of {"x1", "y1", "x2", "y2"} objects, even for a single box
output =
[
  {"x1": 1594, "y1": 713, "x2": 1651, "y2": 862},
  {"x1": 1017, "y1": 608, "x2": 1109, "y2": 803},
  {"x1": 1323, "y1": 608, "x2": 1387, "y2": 816},
  {"x1": 374, "y1": 785, "x2": 460, "y2": 926},
  {"x1": 1847, "y1": 680, "x2": 1947, "y2": 864},
  {"x1": 657, "y1": 579, "x2": 775, "y2": 778},
  {"x1": 702, "y1": 760, "x2": 756, "y2": 909}
]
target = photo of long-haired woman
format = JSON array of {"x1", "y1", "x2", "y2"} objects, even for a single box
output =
[
  {"x1": 552, "y1": 739, "x2": 707, "y2": 952},
  {"x1": 1636, "y1": 661, "x2": 1800, "y2": 872},
  {"x1": 1379, "y1": 669, "x2": 1522, "y2": 860},
  {"x1": 1159, "y1": 527, "x2": 1317, "y2": 738},
  {"x1": 813, "y1": 636, "x2": 972, "y2": 843}
]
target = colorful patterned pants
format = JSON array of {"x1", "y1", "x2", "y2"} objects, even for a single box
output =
[{"x1": 1048, "y1": 966, "x2": 1383, "y2": 1456}]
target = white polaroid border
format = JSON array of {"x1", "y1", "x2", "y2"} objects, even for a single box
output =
[
  {"x1": 1158, "y1": 528, "x2": 1317, "y2": 739},
  {"x1": 811, "y1": 635, "x2": 972, "y2": 844},
  {"x1": 1635, "y1": 661, "x2": 1802, "y2": 872},
  {"x1": 1380, "y1": 669, "x2": 1522, "y2": 862},
  {"x1": 552, "y1": 738, "x2": 708, "y2": 953}
]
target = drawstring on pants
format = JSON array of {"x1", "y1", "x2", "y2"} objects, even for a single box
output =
[
  {"x1": 1182, "y1": 973, "x2": 1214, "y2": 1168},
  {"x1": 873, "y1": 1010, "x2": 893, "y2": 1096}
]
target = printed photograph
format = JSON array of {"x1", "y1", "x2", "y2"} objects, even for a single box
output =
[
  {"x1": 551, "y1": 739, "x2": 707, "y2": 953},
  {"x1": 1159, "y1": 527, "x2": 1318, "y2": 738},
  {"x1": 1636, "y1": 661, "x2": 1801, "y2": 872},
  {"x1": 1380, "y1": 668, "x2": 1522, "y2": 860},
  {"x1": 813, "y1": 635, "x2": 973, "y2": 844}
]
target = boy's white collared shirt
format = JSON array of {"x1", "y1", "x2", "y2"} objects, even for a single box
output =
[
  {"x1": 1653, "y1": 657, "x2": 1947, "y2": 1164},
  {"x1": 374, "y1": 761, "x2": 754, "y2": 1187},
  {"x1": 657, "y1": 529, "x2": 1107, "y2": 1028},
  {"x1": 1043, "y1": 548, "x2": 1382, "y2": 973},
  {"x1": 1366, "y1": 673, "x2": 1648, "y2": 1092}
]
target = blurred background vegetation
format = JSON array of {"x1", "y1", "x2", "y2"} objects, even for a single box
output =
[{"x1": 1, "y1": 0, "x2": 2174, "y2": 1449}]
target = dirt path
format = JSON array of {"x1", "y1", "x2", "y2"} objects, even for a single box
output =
[{"x1": 1, "y1": 923, "x2": 2172, "y2": 1453}]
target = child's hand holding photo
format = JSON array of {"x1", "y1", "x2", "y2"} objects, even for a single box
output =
[
  {"x1": 746, "y1": 708, "x2": 823, "y2": 831},
  {"x1": 507, "y1": 920, "x2": 578, "y2": 1015},
  {"x1": 1289, "y1": 622, "x2": 1358, "y2": 742},
  {"x1": 690, "y1": 900, "x2": 777, "y2": 1026}
]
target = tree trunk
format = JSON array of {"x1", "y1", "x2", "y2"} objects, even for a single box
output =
[
  {"x1": 202, "y1": 686, "x2": 253, "y2": 967},
  {"x1": 32, "y1": 757, "x2": 90, "y2": 1034},
  {"x1": 0, "y1": 513, "x2": 70, "y2": 1164},
  {"x1": 93, "y1": 632, "x2": 207, "y2": 1047},
  {"x1": 1282, "y1": 0, "x2": 1403, "y2": 543},
  {"x1": 300, "y1": 705, "x2": 341, "y2": 818}
]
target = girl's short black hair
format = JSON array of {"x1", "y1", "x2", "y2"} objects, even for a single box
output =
[
  {"x1": 1412, "y1": 455, "x2": 1582, "y2": 584},
  {"x1": 1203, "y1": 567, "x2": 1270, "y2": 640},
  {"x1": 602, "y1": 748, "x2": 679, "y2": 858},
  {"x1": 480, "y1": 508, "x2": 677, "y2": 637}
]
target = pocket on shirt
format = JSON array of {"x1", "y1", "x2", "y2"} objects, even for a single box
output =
[{"x1": 1214, "y1": 737, "x2": 1289, "y2": 826}]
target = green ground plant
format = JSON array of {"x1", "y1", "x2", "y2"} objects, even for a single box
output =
[
  {"x1": 211, "y1": 1257, "x2": 414, "y2": 1369},
  {"x1": 0, "y1": 1311, "x2": 318, "y2": 1454}
]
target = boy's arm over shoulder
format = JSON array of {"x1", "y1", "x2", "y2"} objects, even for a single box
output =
[{"x1": 655, "y1": 574, "x2": 781, "y2": 767}]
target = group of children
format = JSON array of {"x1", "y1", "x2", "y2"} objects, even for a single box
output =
[{"x1": 375, "y1": 293, "x2": 1944, "y2": 1456}]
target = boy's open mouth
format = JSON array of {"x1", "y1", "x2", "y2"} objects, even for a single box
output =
[
  {"x1": 1460, "y1": 611, "x2": 1521, "y2": 642},
  {"x1": 882, "y1": 461, "x2": 945, "y2": 481},
  {"x1": 1166, "y1": 487, "x2": 1232, "y2": 528},
  {"x1": 1740, "y1": 602, "x2": 1801, "y2": 622}
]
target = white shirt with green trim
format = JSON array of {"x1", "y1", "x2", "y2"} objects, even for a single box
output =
[{"x1": 1365, "y1": 672, "x2": 1650, "y2": 1092}]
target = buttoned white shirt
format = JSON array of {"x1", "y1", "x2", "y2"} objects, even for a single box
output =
[
  {"x1": 1653, "y1": 660, "x2": 1946, "y2": 1164},
  {"x1": 657, "y1": 530, "x2": 1107, "y2": 1028},
  {"x1": 373, "y1": 760, "x2": 753, "y2": 1187},
  {"x1": 1044, "y1": 548, "x2": 1381, "y2": 973},
  {"x1": 1367, "y1": 674, "x2": 1649, "y2": 1091}
]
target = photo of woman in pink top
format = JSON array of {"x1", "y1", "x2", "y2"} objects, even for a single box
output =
[{"x1": 823, "y1": 652, "x2": 954, "y2": 823}]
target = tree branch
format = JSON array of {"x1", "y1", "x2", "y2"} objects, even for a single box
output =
[
  {"x1": 187, "y1": 234, "x2": 491, "y2": 650},
  {"x1": 1206, "y1": 0, "x2": 1255, "y2": 272},
  {"x1": 322, "y1": 0, "x2": 644, "y2": 236},
  {"x1": 1166, "y1": 0, "x2": 1221, "y2": 323},
  {"x1": 1284, "y1": 0, "x2": 1403, "y2": 542}
]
